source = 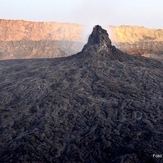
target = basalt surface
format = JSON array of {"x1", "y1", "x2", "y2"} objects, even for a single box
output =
[{"x1": 0, "y1": 25, "x2": 162, "y2": 162}]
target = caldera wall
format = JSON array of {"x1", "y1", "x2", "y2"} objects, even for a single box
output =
[{"x1": 0, "y1": 19, "x2": 163, "y2": 60}]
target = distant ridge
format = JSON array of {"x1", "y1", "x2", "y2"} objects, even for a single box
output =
[
  {"x1": 0, "y1": 19, "x2": 84, "y2": 42},
  {"x1": 1, "y1": 19, "x2": 162, "y2": 42},
  {"x1": 0, "y1": 19, "x2": 163, "y2": 60}
]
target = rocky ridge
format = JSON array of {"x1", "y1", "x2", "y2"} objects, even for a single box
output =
[
  {"x1": 0, "y1": 19, "x2": 163, "y2": 60},
  {"x1": 0, "y1": 25, "x2": 162, "y2": 162},
  {"x1": 0, "y1": 19, "x2": 84, "y2": 42},
  {"x1": 107, "y1": 25, "x2": 163, "y2": 43}
]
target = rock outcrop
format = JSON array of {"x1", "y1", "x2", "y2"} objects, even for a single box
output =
[
  {"x1": 86, "y1": 25, "x2": 111, "y2": 46},
  {"x1": 0, "y1": 25, "x2": 162, "y2": 162}
]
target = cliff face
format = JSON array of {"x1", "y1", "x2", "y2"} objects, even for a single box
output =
[
  {"x1": 0, "y1": 19, "x2": 163, "y2": 60},
  {"x1": 2, "y1": 19, "x2": 162, "y2": 43},
  {"x1": 107, "y1": 26, "x2": 163, "y2": 59},
  {"x1": 0, "y1": 19, "x2": 85, "y2": 59},
  {"x1": 0, "y1": 40, "x2": 83, "y2": 60},
  {"x1": 0, "y1": 19, "x2": 84, "y2": 42},
  {"x1": 107, "y1": 25, "x2": 163, "y2": 43},
  {"x1": 115, "y1": 41, "x2": 163, "y2": 59}
]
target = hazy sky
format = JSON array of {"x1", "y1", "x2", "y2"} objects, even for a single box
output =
[{"x1": 0, "y1": 0, "x2": 163, "y2": 29}]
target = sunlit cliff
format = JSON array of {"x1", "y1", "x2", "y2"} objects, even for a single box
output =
[
  {"x1": 107, "y1": 26, "x2": 163, "y2": 59},
  {"x1": 107, "y1": 25, "x2": 163, "y2": 43},
  {"x1": 0, "y1": 19, "x2": 84, "y2": 42}
]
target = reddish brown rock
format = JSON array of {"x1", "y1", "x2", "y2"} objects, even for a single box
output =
[{"x1": 0, "y1": 19, "x2": 84, "y2": 42}]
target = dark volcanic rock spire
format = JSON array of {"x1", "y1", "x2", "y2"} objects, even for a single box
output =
[
  {"x1": 82, "y1": 25, "x2": 112, "y2": 53},
  {"x1": 87, "y1": 25, "x2": 111, "y2": 46},
  {"x1": 81, "y1": 25, "x2": 126, "y2": 60}
]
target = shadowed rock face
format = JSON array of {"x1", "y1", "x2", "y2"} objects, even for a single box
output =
[
  {"x1": 0, "y1": 25, "x2": 163, "y2": 162},
  {"x1": 0, "y1": 40, "x2": 83, "y2": 60}
]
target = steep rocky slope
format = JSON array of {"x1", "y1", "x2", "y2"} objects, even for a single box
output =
[
  {"x1": 0, "y1": 19, "x2": 163, "y2": 60},
  {"x1": 0, "y1": 25, "x2": 162, "y2": 162}
]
